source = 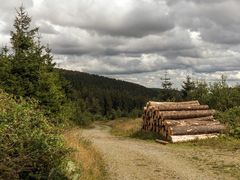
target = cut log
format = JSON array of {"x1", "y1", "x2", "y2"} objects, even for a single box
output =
[
  {"x1": 147, "y1": 100, "x2": 200, "y2": 107},
  {"x1": 163, "y1": 116, "x2": 215, "y2": 126},
  {"x1": 155, "y1": 139, "x2": 169, "y2": 145},
  {"x1": 165, "y1": 120, "x2": 221, "y2": 128},
  {"x1": 161, "y1": 110, "x2": 215, "y2": 120},
  {"x1": 168, "y1": 124, "x2": 226, "y2": 135},
  {"x1": 168, "y1": 134, "x2": 219, "y2": 143},
  {"x1": 156, "y1": 104, "x2": 209, "y2": 111}
]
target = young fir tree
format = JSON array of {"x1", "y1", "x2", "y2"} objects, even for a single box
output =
[
  {"x1": 161, "y1": 71, "x2": 173, "y2": 90},
  {"x1": 1, "y1": 7, "x2": 68, "y2": 120},
  {"x1": 181, "y1": 75, "x2": 195, "y2": 100},
  {"x1": 159, "y1": 71, "x2": 175, "y2": 101},
  {"x1": 0, "y1": 47, "x2": 13, "y2": 91}
]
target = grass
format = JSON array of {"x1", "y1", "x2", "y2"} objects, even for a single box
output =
[
  {"x1": 104, "y1": 118, "x2": 163, "y2": 140},
  {"x1": 175, "y1": 136, "x2": 240, "y2": 151},
  {"x1": 63, "y1": 128, "x2": 108, "y2": 180}
]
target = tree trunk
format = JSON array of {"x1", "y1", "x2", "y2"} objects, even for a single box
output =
[
  {"x1": 161, "y1": 110, "x2": 214, "y2": 120},
  {"x1": 168, "y1": 124, "x2": 226, "y2": 135},
  {"x1": 147, "y1": 100, "x2": 200, "y2": 107},
  {"x1": 156, "y1": 105, "x2": 209, "y2": 111},
  {"x1": 163, "y1": 116, "x2": 215, "y2": 126},
  {"x1": 168, "y1": 134, "x2": 219, "y2": 143}
]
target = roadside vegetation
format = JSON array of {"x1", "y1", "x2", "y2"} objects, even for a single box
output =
[
  {"x1": 0, "y1": 7, "x2": 107, "y2": 179},
  {"x1": 0, "y1": 90, "x2": 69, "y2": 179},
  {"x1": 104, "y1": 118, "x2": 162, "y2": 140},
  {"x1": 64, "y1": 128, "x2": 108, "y2": 180}
]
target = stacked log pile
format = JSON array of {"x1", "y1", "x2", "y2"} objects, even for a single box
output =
[{"x1": 142, "y1": 101, "x2": 226, "y2": 143}]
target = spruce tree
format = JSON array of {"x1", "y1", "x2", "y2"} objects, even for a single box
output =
[
  {"x1": 181, "y1": 75, "x2": 195, "y2": 100},
  {"x1": 161, "y1": 71, "x2": 173, "y2": 90},
  {"x1": 1, "y1": 6, "x2": 68, "y2": 120}
]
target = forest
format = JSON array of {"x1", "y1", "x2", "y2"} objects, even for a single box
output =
[{"x1": 0, "y1": 6, "x2": 239, "y2": 179}]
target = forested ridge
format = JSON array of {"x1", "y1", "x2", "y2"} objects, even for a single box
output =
[{"x1": 60, "y1": 69, "x2": 159, "y2": 123}]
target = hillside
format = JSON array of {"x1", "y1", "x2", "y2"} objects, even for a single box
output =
[{"x1": 59, "y1": 69, "x2": 159, "y2": 121}]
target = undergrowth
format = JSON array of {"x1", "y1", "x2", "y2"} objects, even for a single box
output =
[
  {"x1": 0, "y1": 90, "x2": 69, "y2": 179},
  {"x1": 64, "y1": 128, "x2": 108, "y2": 180}
]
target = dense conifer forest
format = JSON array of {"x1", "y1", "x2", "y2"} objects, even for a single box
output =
[{"x1": 59, "y1": 69, "x2": 160, "y2": 124}]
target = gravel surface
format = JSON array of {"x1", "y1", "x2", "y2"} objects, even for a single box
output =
[{"x1": 81, "y1": 124, "x2": 222, "y2": 180}]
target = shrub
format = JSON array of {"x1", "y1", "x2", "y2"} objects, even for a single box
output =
[
  {"x1": 215, "y1": 107, "x2": 240, "y2": 138},
  {"x1": 0, "y1": 90, "x2": 69, "y2": 179},
  {"x1": 74, "y1": 111, "x2": 95, "y2": 126}
]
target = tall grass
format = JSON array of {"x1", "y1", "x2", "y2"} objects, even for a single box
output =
[{"x1": 64, "y1": 128, "x2": 108, "y2": 180}]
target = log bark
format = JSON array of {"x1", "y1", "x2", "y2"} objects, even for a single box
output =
[
  {"x1": 165, "y1": 120, "x2": 221, "y2": 128},
  {"x1": 147, "y1": 100, "x2": 200, "y2": 107},
  {"x1": 163, "y1": 116, "x2": 215, "y2": 126},
  {"x1": 156, "y1": 104, "x2": 209, "y2": 111},
  {"x1": 168, "y1": 134, "x2": 219, "y2": 143},
  {"x1": 168, "y1": 124, "x2": 226, "y2": 135},
  {"x1": 155, "y1": 139, "x2": 169, "y2": 145},
  {"x1": 161, "y1": 110, "x2": 215, "y2": 120}
]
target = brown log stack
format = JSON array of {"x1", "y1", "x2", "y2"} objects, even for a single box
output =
[{"x1": 142, "y1": 100, "x2": 226, "y2": 143}]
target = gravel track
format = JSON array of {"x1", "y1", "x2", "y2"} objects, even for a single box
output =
[{"x1": 81, "y1": 125, "x2": 218, "y2": 180}]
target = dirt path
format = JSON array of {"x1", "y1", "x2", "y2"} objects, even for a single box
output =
[{"x1": 81, "y1": 125, "x2": 220, "y2": 180}]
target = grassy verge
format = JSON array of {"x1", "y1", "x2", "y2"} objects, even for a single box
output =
[
  {"x1": 104, "y1": 118, "x2": 163, "y2": 140},
  {"x1": 63, "y1": 128, "x2": 108, "y2": 180},
  {"x1": 174, "y1": 136, "x2": 240, "y2": 151},
  {"x1": 174, "y1": 137, "x2": 240, "y2": 179},
  {"x1": 106, "y1": 118, "x2": 240, "y2": 149}
]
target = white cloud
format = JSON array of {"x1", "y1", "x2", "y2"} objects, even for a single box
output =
[{"x1": 1, "y1": 0, "x2": 240, "y2": 88}]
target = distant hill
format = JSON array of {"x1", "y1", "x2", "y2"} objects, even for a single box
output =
[{"x1": 59, "y1": 69, "x2": 159, "y2": 119}]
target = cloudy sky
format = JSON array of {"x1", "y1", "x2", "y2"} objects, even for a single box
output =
[{"x1": 1, "y1": 0, "x2": 240, "y2": 88}]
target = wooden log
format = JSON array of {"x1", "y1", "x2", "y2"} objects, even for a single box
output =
[
  {"x1": 161, "y1": 110, "x2": 215, "y2": 120},
  {"x1": 156, "y1": 105, "x2": 209, "y2": 111},
  {"x1": 163, "y1": 116, "x2": 215, "y2": 126},
  {"x1": 168, "y1": 134, "x2": 219, "y2": 143},
  {"x1": 168, "y1": 124, "x2": 226, "y2": 135},
  {"x1": 147, "y1": 100, "x2": 200, "y2": 107},
  {"x1": 155, "y1": 139, "x2": 169, "y2": 145},
  {"x1": 165, "y1": 121, "x2": 221, "y2": 128}
]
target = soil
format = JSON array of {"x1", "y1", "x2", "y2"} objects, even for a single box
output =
[{"x1": 80, "y1": 124, "x2": 236, "y2": 180}]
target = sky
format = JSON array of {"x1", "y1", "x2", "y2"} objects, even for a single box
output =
[{"x1": 1, "y1": 0, "x2": 240, "y2": 88}]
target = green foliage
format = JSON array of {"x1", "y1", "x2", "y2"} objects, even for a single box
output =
[
  {"x1": 129, "y1": 108, "x2": 142, "y2": 118},
  {"x1": 188, "y1": 80, "x2": 209, "y2": 104},
  {"x1": 0, "y1": 7, "x2": 69, "y2": 122},
  {"x1": 59, "y1": 69, "x2": 159, "y2": 123},
  {"x1": 0, "y1": 90, "x2": 69, "y2": 179},
  {"x1": 182, "y1": 75, "x2": 195, "y2": 100},
  {"x1": 187, "y1": 75, "x2": 240, "y2": 112},
  {"x1": 215, "y1": 107, "x2": 240, "y2": 138},
  {"x1": 182, "y1": 75, "x2": 240, "y2": 138},
  {"x1": 74, "y1": 111, "x2": 94, "y2": 126},
  {"x1": 161, "y1": 71, "x2": 173, "y2": 90},
  {"x1": 157, "y1": 88, "x2": 182, "y2": 102}
]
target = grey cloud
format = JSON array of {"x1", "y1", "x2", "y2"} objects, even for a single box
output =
[
  {"x1": 36, "y1": 21, "x2": 58, "y2": 35},
  {"x1": 34, "y1": 0, "x2": 174, "y2": 38},
  {"x1": 170, "y1": 0, "x2": 240, "y2": 45},
  {"x1": 1, "y1": 0, "x2": 240, "y2": 88}
]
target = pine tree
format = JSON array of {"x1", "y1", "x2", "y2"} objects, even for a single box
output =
[
  {"x1": 1, "y1": 6, "x2": 68, "y2": 120},
  {"x1": 0, "y1": 47, "x2": 13, "y2": 91},
  {"x1": 181, "y1": 75, "x2": 195, "y2": 100},
  {"x1": 161, "y1": 71, "x2": 173, "y2": 90}
]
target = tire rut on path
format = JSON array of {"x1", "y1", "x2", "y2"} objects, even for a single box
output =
[{"x1": 81, "y1": 125, "x2": 217, "y2": 180}]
